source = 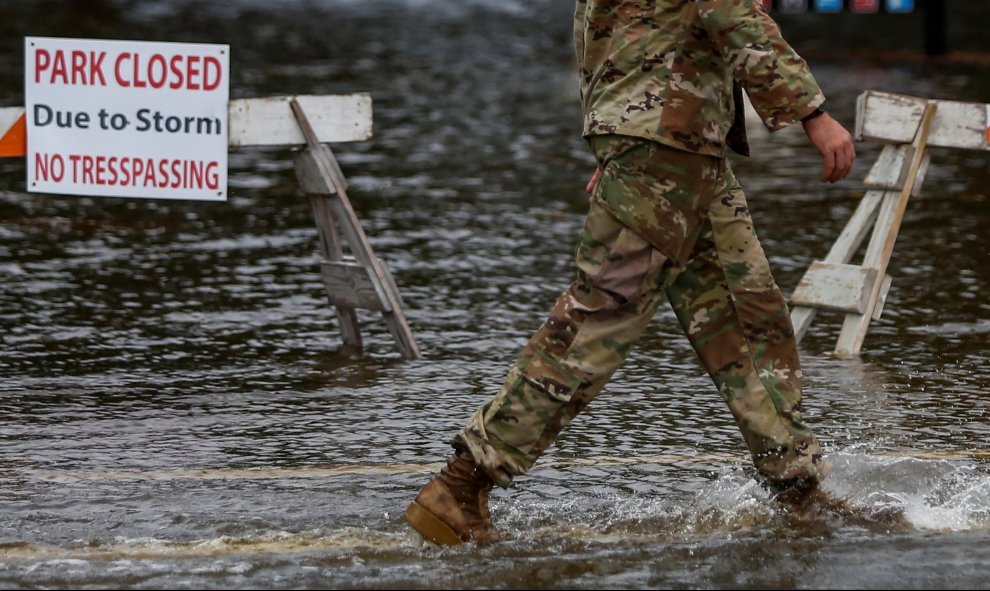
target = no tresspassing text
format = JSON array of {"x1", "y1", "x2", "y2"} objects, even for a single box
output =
[{"x1": 34, "y1": 153, "x2": 221, "y2": 191}]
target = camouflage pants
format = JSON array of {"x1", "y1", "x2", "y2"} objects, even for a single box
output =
[{"x1": 454, "y1": 135, "x2": 829, "y2": 489}]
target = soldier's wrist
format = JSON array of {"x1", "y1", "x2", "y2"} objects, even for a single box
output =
[{"x1": 801, "y1": 101, "x2": 828, "y2": 123}]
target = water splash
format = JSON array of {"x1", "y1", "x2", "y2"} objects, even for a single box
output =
[
  {"x1": 485, "y1": 449, "x2": 990, "y2": 544},
  {"x1": 828, "y1": 451, "x2": 990, "y2": 531}
]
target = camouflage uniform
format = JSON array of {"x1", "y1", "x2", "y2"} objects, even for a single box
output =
[{"x1": 453, "y1": 0, "x2": 830, "y2": 489}]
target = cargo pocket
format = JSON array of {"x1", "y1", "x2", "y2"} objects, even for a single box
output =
[
  {"x1": 594, "y1": 160, "x2": 693, "y2": 267},
  {"x1": 592, "y1": 138, "x2": 718, "y2": 268}
]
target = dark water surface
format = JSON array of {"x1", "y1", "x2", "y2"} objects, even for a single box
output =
[{"x1": 1, "y1": 1, "x2": 989, "y2": 588}]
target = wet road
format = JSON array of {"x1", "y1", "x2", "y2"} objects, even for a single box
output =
[{"x1": 1, "y1": 1, "x2": 989, "y2": 588}]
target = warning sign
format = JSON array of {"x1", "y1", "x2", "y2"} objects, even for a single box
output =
[{"x1": 25, "y1": 37, "x2": 229, "y2": 201}]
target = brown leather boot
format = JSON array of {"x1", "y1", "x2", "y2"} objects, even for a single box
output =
[{"x1": 404, "y1": 455, "x2": 499, "y2": 545}]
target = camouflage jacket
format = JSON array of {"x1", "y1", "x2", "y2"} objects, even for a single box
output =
[{"x1": 574, "y1": 0, "x2": 825, "y2": 156}]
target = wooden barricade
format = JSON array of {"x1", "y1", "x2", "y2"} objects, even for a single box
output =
[
  {"x1": 287, "y1": 99, "x2": 419, "y2": 360},
  {"x1": 789, "y1": 90, "x2": 989, "y2": 357},
  {"x1": 0, "y1": 94, "x2": 421, "y2": 360}
]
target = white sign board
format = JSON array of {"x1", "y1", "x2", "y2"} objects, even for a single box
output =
[{"x1": 25, "y1": 37, "x2": 229, "y2": 201}]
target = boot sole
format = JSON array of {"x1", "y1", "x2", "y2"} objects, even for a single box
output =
[{"x1": 405, "y1": 501, "x2": 463, "y2": 545}]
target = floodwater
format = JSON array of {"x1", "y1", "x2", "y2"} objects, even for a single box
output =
[{"x1": 1, "y1": 1, "x2": 989, "y2": 588}]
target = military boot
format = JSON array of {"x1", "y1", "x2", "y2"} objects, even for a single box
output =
[{"x1": 404, "y1": 455, "x2": 499, "y2": 545}]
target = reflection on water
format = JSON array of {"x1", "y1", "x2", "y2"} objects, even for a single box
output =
[{"x1": 1, "y1": 0, "x2": 989, "y2": 588}]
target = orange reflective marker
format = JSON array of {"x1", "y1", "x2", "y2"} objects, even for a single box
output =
[{"x1": 0, "y1": 112, "x2": 26, "y2": 158}]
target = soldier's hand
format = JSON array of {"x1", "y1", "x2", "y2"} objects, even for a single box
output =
[
  {"x1": 586, "y1": 167, "x2": 602, "y2": 194},
  {"x1": 803, "y1": 113, "x2": 856, "y2": 183}
]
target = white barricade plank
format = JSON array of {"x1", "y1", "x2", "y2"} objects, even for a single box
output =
[
  {"x1": 790, "y1": 261, "x2": 878, "y2": 315},
  {"x1": 856, "y1": 90, "x2": 989, "y2": 152},
  {"x1": 229, "y1": 94, "x2": 372, "y2": 147}
]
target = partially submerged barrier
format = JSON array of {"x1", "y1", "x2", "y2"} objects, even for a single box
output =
[
  {"x1": 789, "y1": 90, "x2": 989, "y2": 357},
  {"x1": 0, "y1": 94, "x2": 421, "y2": 360}
]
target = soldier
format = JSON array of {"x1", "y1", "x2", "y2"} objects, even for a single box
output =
[{"x1": 405, "y1": 0, "x2": 856, "y2": 545}]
